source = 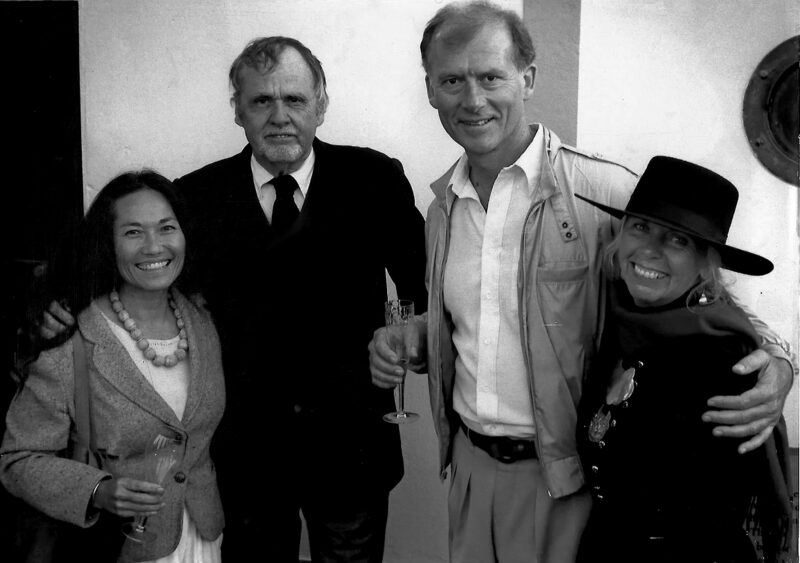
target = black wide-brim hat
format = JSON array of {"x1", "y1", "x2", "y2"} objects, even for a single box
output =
[{"x1": 576, "y1": 156, "x2": 773, "y2": 276}]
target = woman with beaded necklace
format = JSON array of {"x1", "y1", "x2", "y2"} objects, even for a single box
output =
[{"x1": 1, "y1": 171, "x2": 225, "y2": 562}]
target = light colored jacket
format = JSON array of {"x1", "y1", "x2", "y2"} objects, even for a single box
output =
[
  {"x1": 1, "y1": 291, "x2": 225, "y2": 562},
  {"x1": 425, "y1": 126, "x2": 637, "y2": 499}
]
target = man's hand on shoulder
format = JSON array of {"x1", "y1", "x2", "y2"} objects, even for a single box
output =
[
  {"x1": 702, "y1": 348, "x2": 794, "y2": 454},
  {"x1": 39, "y1": 300, "x2": 75, "y2": 340}
]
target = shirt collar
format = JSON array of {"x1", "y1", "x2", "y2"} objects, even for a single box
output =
[
  {"x1": 251, "y1": 148, "x2": 316, "y2": 197},
  {"x1": 515, "y1": 124, "x2": 543, "y2": 195},
  {"x1": 446, "y1": 153, "x2": 474, "y2": 208},
  {"x1": 446, "y1": 124, "x2": 543, "y2": 208}
]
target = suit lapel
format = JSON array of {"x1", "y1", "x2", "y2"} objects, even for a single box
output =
[
  {"x1": 303, "y1": 138, "x2": 331, "y2": 218},
  {"x1": 224, "y1": 145, "x2": 271, "y2": 237},
  {"x1": 79, "y1": 302, "x2": 182, "y2": 427},
  {"x1": 294, "y1": 138, "x2": 339, "y2": 233}
]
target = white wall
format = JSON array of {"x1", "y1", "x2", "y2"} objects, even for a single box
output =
[
  {"x1": 578, "y1": 0, "x2": 800, "y2": 446},
  {"x1": 79, "y1": 1, "x2": 518, "y2": 561},
  {"x1": 79, "y1": 0, "x2": 527, "y2": 211}
]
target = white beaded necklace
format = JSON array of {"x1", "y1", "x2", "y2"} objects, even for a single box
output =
[{"x1": 109, "y1": 290, "x2": 188, "y2": 367}]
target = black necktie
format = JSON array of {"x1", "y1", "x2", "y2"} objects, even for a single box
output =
[{"x1": 270, "y1": 174, "x2": 300, "y2": 235}]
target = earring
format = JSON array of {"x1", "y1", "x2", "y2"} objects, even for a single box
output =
[{"x1": 698, "y1": 291, "x2": 709, "y2": 305}]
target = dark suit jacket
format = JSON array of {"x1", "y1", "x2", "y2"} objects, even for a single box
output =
[{"x1": 174, "y1": 138, "x2": 427, "y2": 509}]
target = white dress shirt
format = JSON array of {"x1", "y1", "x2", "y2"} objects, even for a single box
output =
[
  {"x1": 443, "y1": 128, "x2": 544, "y2": 439},
  {"x1": 250, "y1": 150, "x2": 315, "y2": 222}
]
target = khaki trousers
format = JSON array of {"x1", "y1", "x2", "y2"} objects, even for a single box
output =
[{"x1": 449, "y1": 427, "x2": 591, "y2": 563}]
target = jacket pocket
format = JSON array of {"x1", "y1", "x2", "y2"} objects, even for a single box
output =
[
  {"x1": 534, "y1": 263, "x2": 591, "y2": 403},
  {"x1": 536, "y1": 263, "x2": 588, "y2": 283},
  {"x1": 535, "y1": 263, "x2": 589, "y2": 333}
]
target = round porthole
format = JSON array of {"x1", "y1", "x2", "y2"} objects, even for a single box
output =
[{"x1": 742, "y1": 35, "x2": 799, "y2": 187}]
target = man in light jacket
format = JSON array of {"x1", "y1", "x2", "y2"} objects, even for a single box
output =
[{"x1": 369, "y1": 2, "x2": 794, "y2": 561}]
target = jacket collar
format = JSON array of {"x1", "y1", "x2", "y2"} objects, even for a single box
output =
[
  {"x1": 430, "y1": 124, "x2": 565, "y2": 211},
  {"x1": 77, "y1": 290, "x2": 204, "y2": 427}
]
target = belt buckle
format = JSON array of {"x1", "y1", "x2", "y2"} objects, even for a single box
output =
[{"x1": 490, "y1": 442, "x2": 515, "y2": 463}]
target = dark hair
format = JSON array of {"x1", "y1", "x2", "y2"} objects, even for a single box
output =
[
  {"x1": 83, "y1": 170, "x2": 192, "y2": 302},
  {"x1": 420, "y1": 0, "x2": 536, "y2": 73},
  {"x1": 10, "y1": 170, "x2": 196, "y2": 390},
  {"x1": 36, "y1": 170, "x2": 193, "y2": 352},
  {"x1": 229, "y1": 36, "x2": 329, "y2": 114}
]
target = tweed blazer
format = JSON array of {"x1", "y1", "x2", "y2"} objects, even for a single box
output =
[{"x1": 0, "y1": 290, "x2": 225, "y2": 562}]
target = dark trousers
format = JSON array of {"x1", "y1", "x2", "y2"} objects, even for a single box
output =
[
  {"x1": 577, "y1": 503, "x2": 758, "y2": 563},
  {"x1": 221, "y1": 492, "x2": 389, "y2": 563}
]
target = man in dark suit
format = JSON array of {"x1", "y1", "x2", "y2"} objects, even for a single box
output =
[{"x1": 173, "y1": 36, "x2": 427, "y2": 561}]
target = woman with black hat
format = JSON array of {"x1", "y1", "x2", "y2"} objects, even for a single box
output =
[{"x1": 574, "y1": 156, "x2": 793, "y2": 562}]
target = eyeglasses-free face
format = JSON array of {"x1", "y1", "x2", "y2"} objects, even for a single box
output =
[{"x1": 617, "y1": 217, "x2": 706, "y2": 308}]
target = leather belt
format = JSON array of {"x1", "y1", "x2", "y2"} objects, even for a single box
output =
[{"x1": 459, "y1": 420, "x2": 537, "y2": 463}]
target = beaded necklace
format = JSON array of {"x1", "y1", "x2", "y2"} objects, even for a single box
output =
[{"x1": 109, "y1": 290, "x2": 188, "y2": 367}]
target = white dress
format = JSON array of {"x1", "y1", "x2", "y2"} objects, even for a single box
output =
[{"x1": 104, "y1": 314, "x2": 223, "y2": 563}]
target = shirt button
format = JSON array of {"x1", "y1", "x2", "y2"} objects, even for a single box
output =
[
  {"x1": 562, "y1": 222, "x2": 568, "y2": 228},
  {"x1": 174, "y1": 471, "x2": 186, "y2": 484}
]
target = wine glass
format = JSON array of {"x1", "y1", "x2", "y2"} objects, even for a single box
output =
[
  {"x1": 383, "y1": 299, "x2": 419, "y2": 424},
  {"x1": 123, "y1": 433, "x2": 181, "y2": 544}
]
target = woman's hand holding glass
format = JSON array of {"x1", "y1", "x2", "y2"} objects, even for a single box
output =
[
  {"x1": 91, "y1": 474, "x2": 165, "y2": 519},
  {"x1": 96, "y1": 433, "x2": 181, "y2": 544}
]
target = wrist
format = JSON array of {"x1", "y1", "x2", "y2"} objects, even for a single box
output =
[{"x1": 761, "y1": 343, "x2": 797, "y2": 378}]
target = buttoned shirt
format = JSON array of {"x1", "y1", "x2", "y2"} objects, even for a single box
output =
[
  {"x1": 250, "y1": 150, "x2": 315, "y2": 222},
  {"x1": 443, "y1": 128, "x2": 543, "y2": 439}
]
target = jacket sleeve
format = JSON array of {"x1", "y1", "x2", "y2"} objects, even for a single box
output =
[
  {"x1": 729, "y1": 293, "x2": 797, "y2": 376},
  {"x1": 381, "y1": 157, "x2": 428, "y2": 314},
  {"x1": 0, "y1": 342, "x2": 108, "y2": 527}
]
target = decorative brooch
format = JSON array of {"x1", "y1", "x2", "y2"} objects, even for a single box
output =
[{"x1": 588, "y1": 360, "x2": 643, "y2": 444}]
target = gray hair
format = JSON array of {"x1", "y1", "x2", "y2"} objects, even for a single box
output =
[{"x1": 229, "y1": 36, "x2": 329, "y2": 115}]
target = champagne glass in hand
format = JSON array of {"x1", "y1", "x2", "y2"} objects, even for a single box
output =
[
  {"x1": 383, "y1": 299, "x2": 419, "y2": 424},
  {"x1": 123, "y1": 433, "x2": 181, "y2": 544}
]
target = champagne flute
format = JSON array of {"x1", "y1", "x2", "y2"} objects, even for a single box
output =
[
  {"x1": 123, "y1": 433, "x2": 181, "y2": 544},
  {"x1": 383, "y1": 299, "x2": 419, "y2": 424}
]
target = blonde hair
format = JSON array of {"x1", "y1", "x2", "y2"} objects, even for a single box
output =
[{"x1": 603, "y1": 216, "x2": 731, "y2": 307}]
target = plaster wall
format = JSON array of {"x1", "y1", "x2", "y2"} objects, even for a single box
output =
[{"x1": 523, "y1": 0, "x2": 581, "y2": 144}]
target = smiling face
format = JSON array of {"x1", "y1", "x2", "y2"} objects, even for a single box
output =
[
  {"x1": 113, "y1": 189, "x2": 185, "y2": 295},
  {"x1": 234, "y1": 46, "x2": 325, "y2": 175},
  {"x1": 617, "y1": 217, "x2": 706, "y2": 307},
  {"x1": 425, "y1": 20, "x2": 535, "y2": 167}
]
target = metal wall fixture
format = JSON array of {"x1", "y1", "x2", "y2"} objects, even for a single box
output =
[{"x1": 742, "y1": 35, "x2": 799, "y2": 187}]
